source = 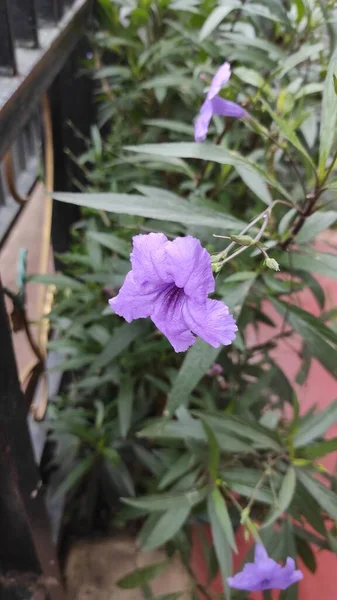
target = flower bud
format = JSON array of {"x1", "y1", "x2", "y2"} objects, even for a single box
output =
[
  {"x1": 264, "y1": 257, "x2": 280, "y2": 271},
  {"x1": 230, "y1": 234, "x2": 255, "y2": 246}
]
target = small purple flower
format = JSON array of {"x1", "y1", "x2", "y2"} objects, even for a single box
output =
[
  {"x1": 207, "y1": 363, "x2": 223, "y2": 376},
  {"x1": 194, "y1": 61, "x2": 246, "y2": 143},
  {"x1": 227, "y1": 544, "x2": 303, "y2": 592},
  {"x1": 109, "y1": 233, "x2": 237, "y2": 353}
]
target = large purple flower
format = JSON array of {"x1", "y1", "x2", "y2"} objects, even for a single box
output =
[
  {"x1": 109, "y1": 233, "x2": 237, "y2": 352},
  {"x1": 227, "y1": 544, "x2": 303, "y2": 592},
  {"x1": 195, "y1": 61, "x2": 246, "y2": 143}
]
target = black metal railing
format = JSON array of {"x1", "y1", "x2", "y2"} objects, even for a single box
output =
[{"x1": 0, "y1": 0, "x2": 94, "y2": 597}]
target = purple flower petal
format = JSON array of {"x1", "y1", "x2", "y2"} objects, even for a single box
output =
[
  {"x1": 227, "y1": 545, "x2": 303, "y2": 593},
  {"x1": 183, "y1": 298, "x2": 237, "y2": 347},
  {"x1": 211, "y1": 96, "x2": 246, "y2": 118},
  {"x1": 207, "y1": 61, "x2": 231, "y2": 100},
  {"x1": 194, "y1": 99, "x2": 213, "y2": 142},
  {"x1": 164, "y1": 235, "x2": 215, "y2": 303},
  {"x1": 131, "y1": 232, "x2": 169, "y2": 284},
  {"x1": 109, "y1": 271, "x2": 162, "y2": 322}
]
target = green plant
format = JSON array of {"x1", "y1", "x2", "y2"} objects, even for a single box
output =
[{"x1": 36, "y1": 0, "x2": 337, "y2": 597}]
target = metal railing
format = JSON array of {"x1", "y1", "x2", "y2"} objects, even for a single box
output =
[{"x1": 0, "y1": 0, "x2": 93, "y2": 597}]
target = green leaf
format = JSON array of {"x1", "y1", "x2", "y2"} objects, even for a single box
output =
[
  {"x1": 234, "y1": 67, "x2": 267, "y2": 90},
  {"x1": 298, "y1": 437, "x2": 337, "y2": 459},
  {"x1": 87, "y1": 231, "x2": 130, "y2": 258},
  {"x1": 166, "y1": 340, "x2": 221, "y2": 416},
  {"x1": 117, "y1": 561, "x2": 170, "y2": 589},
  {"x1": 28, "y1": 273, "x2": 84, "y2": 290},
  {"x1": 295, "y1": 537, "x2": 316, "y2": 573},
  {"x1": 125, "y1": 143, "x2": 292, "y2": 201},
  {"x1": 279, "y1": 43, "x2": 323, "y2": 78},
  {"x1": 236, "y1": 164, "x2": 273, "y2": 205},
  {"x1": 143, "y1": 119, "x2": 194, "y2": 135},
  {"x1": 296, "y1": 211, "x2": 337, "y2": 243},
  {"x1": 199, "y1": 2, "x2": 240, "y2": 41},
  {"x1": 53, "y1": 191, "x2": 244, "y2": 233},
  {"x1": 93, "y1": 65, "x2": 131, "y2": 79},
  {"x1": 203, "y1": 422, "x2": 220, "y2": 480},
  {"x1": 278, "y1": 250, "x2": 337, "y2": 280},
  {"x1": 261, "y1": 467, "x2": 296, "y2": 528},
  {"x1": 198, "y1": 413, "x2": 282, "y2": 451},
  {"x1": 297, "y1": 470, "x2": 337, "y2": 521},
  {"x1": 53, "y1": 456, "x2": 95, "y2": 501},
  {"x1": 49, "y1": 354, "x2": 97, "y2": 373},
  {"x1": 294, "y1": 400, "x2": 337, "y2": 447},
  {"x1": 166, "y1": 278, "x2": 255, "y2": 414},
  {"x1": 90, "y1": 322, "x2": 148, "y2": 372},
  {"x1": 122, "y1": 487, "x2": 207, "y2": 512},
  {"x1": 272, "y1": 299, "x2": 337, "y2": 377},
  {"x1": 319, "y1": 47, "x2": 337, "y2": 177},
  {"x1": 158, "y1": 453, "x2": 196, "y2": 490},
  {"x1": 208, "y1": 492, "x2": 232, "y2": 599},
  {"x1": 141, "y1": 506, "x2": 191, "y2": 551},
  {"x1": 117, "y1": 377, "x2": 134, "y2": 438},
  {"x1": 211, "y1": 488, "x2": 237, "y2": 553}
]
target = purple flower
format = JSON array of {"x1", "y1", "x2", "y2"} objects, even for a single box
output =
[
  {"x1": 109, "y1": 233, "x2": 237, "y2": 353},
  {"x1": 227, "y1": 544, "x2": 303, "y2": 592},
  {"x1": 194, "y1": 61, "x2": 246, "y2": 143},
  {"x1": 207, "y1": 363, "x2": 223, "y2": 376}
]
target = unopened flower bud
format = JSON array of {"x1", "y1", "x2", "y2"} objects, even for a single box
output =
[
  {"x1": 230, "y1": 234, "x2": 255, "y2": 246},
  {"x1": 264, "y1": 257, "x2": 280, "y2": 271}
]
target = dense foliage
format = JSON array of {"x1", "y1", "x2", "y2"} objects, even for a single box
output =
[{"x1": 37, "y1": 0, "x2": 337, "y2": 597}]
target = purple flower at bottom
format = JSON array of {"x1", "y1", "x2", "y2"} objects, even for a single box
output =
[
  {"x1": 227, "y1": 544, "x2": 303, "y2": 592},
  {"x1": 109, "y1": 233, "x2": 237, "y2": 353},
  {"x1": 195, "y1": 61, "x2": 246, "y2": 143}
]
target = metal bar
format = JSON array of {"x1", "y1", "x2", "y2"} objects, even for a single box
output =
[
  {"x1": 8, "y1": 0, "x2": 39, "y2": 48},
  {"x1": 0, "y1": 282, "x2": 65, "y2": 600},
  {"x1": 0, "y1": 0, "x2": 92, "y2": 160},
  {"x1": 36, "y1": 0, "x2": 58, "y2": 23},
  {"x1": 55, "y1": 0, "x2": 65, "y2": 20},
  {"x1": 0, "y1": 0, "x2": 17, "y2": 75}
]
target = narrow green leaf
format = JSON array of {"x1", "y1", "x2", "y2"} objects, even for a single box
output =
[
  {"x1": 125, "y1": 143, "x2": 292, "y2": 201},
  {"x1": 203, "y1": 422, "x2": 220, "y2": 480},
  {"x1": 53, "y1": 456, "x2": 95, "y2": 501},
  {"x1": 262, "y1": 467, "x2": 296, "y2": 528},
  {"x1": 28, "y1": 273, "x2": 84, "y2": 290},
  {"x1": 208, "y1": 493, "x2": 232, "y2": 599},
  {"x1": 158, "y1": 453, "x2": 196, "y2": 490},
  {"x1": 122, "y1": 487, "x2": 207, "y2": 511},
  {"x1": 90, "y1": 321, "x2": 148, "y2": 372},
  {"x1": 117, "y1": 561, "x2": 169, "y2": 589},
  {"x1": 294, "y1": 400, "x2": 337, "y2": 447},
  {"x1": 298, "y1": 437, "x2": 337, "y2": 459},
  {"x1": 166, "y1": 279, "x2": 255, "y2": 414},
  {"x1": 296, "y1": 211, "x2": 337, "y2": 243},
  {"x1": 295, "y1": 537, "x2": 316, "y2": 573},
  {"x1": 236, "y1": 164, "x2": 273, "y2": 205},
  {"x1": 272, "y1": 299, "x2": 337, "y2": 377},
  {"x1": 199, "y1": 2, "x2": 240, "y2": 41},
  {"x1": 141, "y1": 506, "x2": 191, "y2": 551},
  {"x1": 87, "y1": 231, "x2": 130, "y2": 258},
  {"x1": 319, "y1": 47, "x2": 337, "y2": 177},
  {"x1": 279, "y1": 43, "x2": 323, "y2": 78},
  {"x1": 278, "y1": 250, "x2": 337, "y2": 280},
  {"x1": 211, "y1": 488, "x2": 237, "y2": 553},
  {"x1": 297, "y1": 470, "x2": 337, "y2": 521},
  {"x1": 117, "y1": 378, "x2": 134, "y2": 438},
  {"x1": 53, "y1": 191, "x2": 244, "y2": 232}
]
